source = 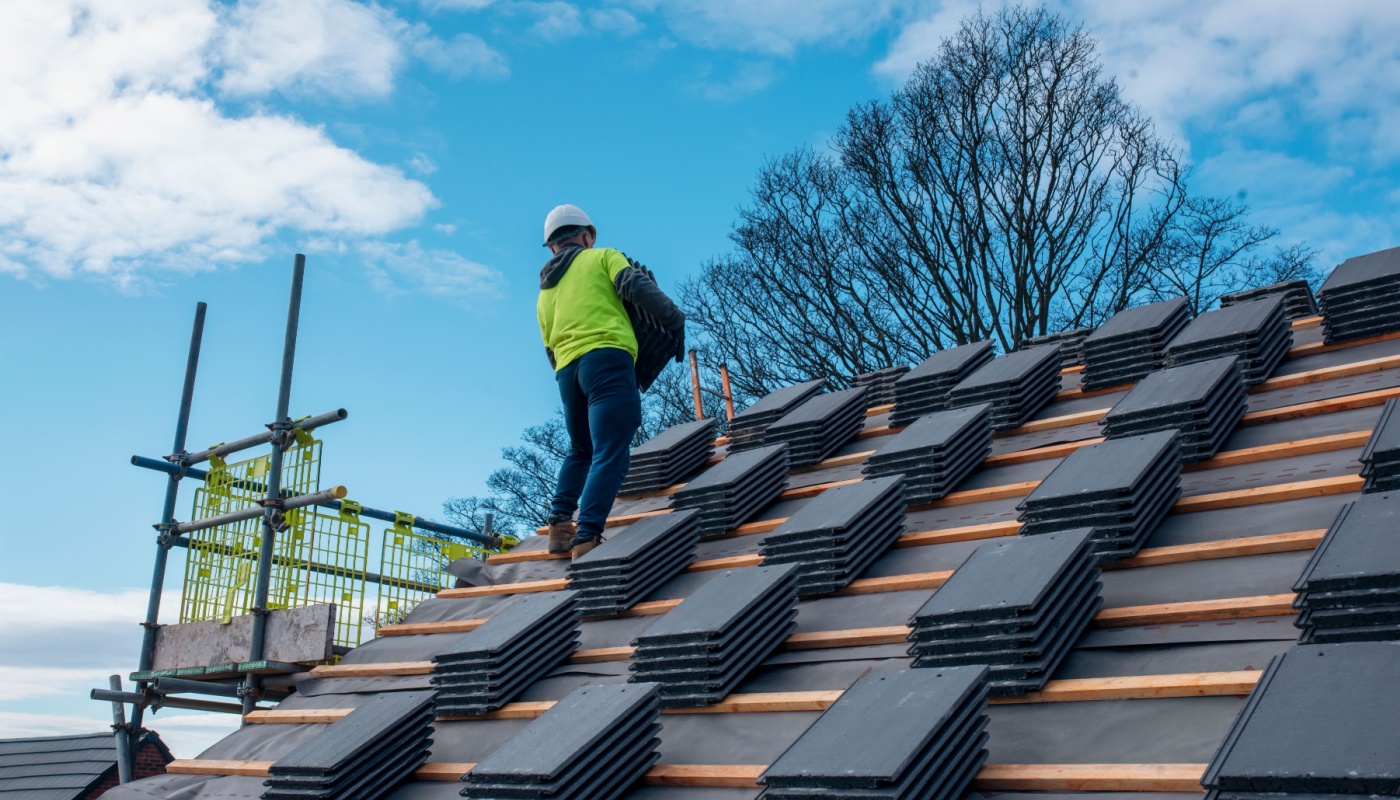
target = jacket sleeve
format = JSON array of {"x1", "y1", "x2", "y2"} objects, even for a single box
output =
[{"x1": 613, "y1": 260, "x2": 686, "y2": 331}]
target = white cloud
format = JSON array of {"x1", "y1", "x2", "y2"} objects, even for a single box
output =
[
  {"x1": 217, "y1": 0, "x2": 406, "y2": 97},
  {"x1": 525, "y1": 2, "x2": 585, "y2": 41},
  {"x1": 0, "y1": 583, "x2": 244, "y2": 757},
  {"x1": 634, "y1": 0, "x2": 906, "y2": 57},
  {"x1": 355, "y1": 240, "x2": 504, "y2": 301},
  {"x1": 589, "y1": 8, "x2": 643, "y2": 36},
  {"x1": 691, "y1": 61, "x2": 778, "y2": 102},
  {"x1": 0, "y1": 711, "x2": 239, "y2": 759},
  {"x1": 419, "y1": 0, "x2": 500, "y2": 9},
  {"x1": 0, "y1": 0, "x2": 438, "y2": 284},
  {"x1": 409, "y1": 29, "x2": 510, "y2": 79},
  {"x1": 877, "y1": 1, "x2": 1400, "y2": 166}
]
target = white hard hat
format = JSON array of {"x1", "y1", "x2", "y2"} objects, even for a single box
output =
[{"x1": 543, "y1": 204, "x2": 595, "y2": 245}]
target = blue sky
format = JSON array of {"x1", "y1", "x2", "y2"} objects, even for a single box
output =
[{"x1": 2, "y1": 0, "x2": 1399, "y2": 756}]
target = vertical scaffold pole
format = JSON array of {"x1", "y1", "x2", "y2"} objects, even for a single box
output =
[
  {"x1": 128, "y1": 301, "x2": 206, "y2": 773},
  {"x1": 243, "y1": 254, "x2": 306, "y2": 716},
  {"x1": 719, "y1": 363, "x2": 735, "y2": 422},
  {"x1": 689, "y1": 349, "x2": 704, "y2": 421},
  {"x1": 108, "y1": 676, "x2": 133, "y2": 784}
]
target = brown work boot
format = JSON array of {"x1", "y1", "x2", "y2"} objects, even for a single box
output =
[
  {"x1": 571, "y1": 536, "x2": 602, "y2": 561},
  {"x1": 546, "y1": 516, "x2": 576, "y2": 555}
]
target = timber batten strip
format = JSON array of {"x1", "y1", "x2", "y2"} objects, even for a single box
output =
[
  {"x1": 515, "y1": 388, "x2": 1380, "y2": 551},
  {"x1": 247, "y1": 670, "x2": 1261, "y2": 725},
  {"x1": 166, "y1": 759, "x2": 1209, "y2": 791},
  {"x1": 1240, "y1": 386, "x2": 1400, "y2": 425},
  {"x1": 971, "y1": 764, "x2": 1207, "y2": 793},
  {"x1": 609, "y1": 331, "x2": 1398, "y2": 517},
  {"x1": 406, "y1": 523, "x2": 1332, "y2": 629}
]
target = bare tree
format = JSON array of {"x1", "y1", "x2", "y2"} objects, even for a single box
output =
[
  {"x1": 444, "y1": 364, "x2": 718, "y2": 538},
  {"x1": 684, "y1": 4, "x2": 1307, "y2": 398},
  {"x1": 1147, "y1": 197, "x2": 1317, "y2": 314}
]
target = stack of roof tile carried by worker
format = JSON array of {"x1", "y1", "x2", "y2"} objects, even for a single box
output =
[
  {"x1": 906, "y1": 528, "x2": 1102, "y2": 696},
  {"x1": 1021, "y1": 327, "x2": 1093, "y2": 369},
  {"x1": 1292, "y1": 493, "x2": 1400, "y2": 644},
  {"x1": 1099, "y1": 356, "x2": 1247, "y2": 465},
  {"x1": 1202, "y1": 641, "x2": 1400, "y2": 800},
  {"x1": 1220, "y1": 279, "x2": 1318, "y2": 321},
  {"x1": 568, "y1": 511, "x2": 701, "y2": 617},
  {"x1": 670, "y1": 443, "x2": 789, "y2": 537},
  {"x1": 1164, "y1": 295, "x2": 1291, "y2": 387},
  {"x1": 862, "y1": 403, "x2": 994, "y2": 506},
  {"x1": 1359, "y1": 398, "x2": 1400, "y2": 493},
  {"x1": 629, "y1": 564, "x2": 798, "y2": 707},
  {"x1": 1079, "y1": 296, "x2": 1193, "y2": 390},
  {"x1": 759, "y1": 476, "x2": 906, "y2": 597},
  {"x1": 762, "y1": 386, "x2": 870, "y2": 468},
  {"x1": 263, "y1": 690, "x2": 435, "y2": 800},
  {"x1": 1317, "y1": 245, "x2": 1400, "y2": 344},
  {"x1": 852, "y1": 365, "x2": 910, "y2": 406},
  {"x1": 889, "y1": 341, "x2": 995, "y2": 428},
  {"x1": 758, "y1": 667, "x2": 991, "y2": 800},
  {"x1": 430, "y1": 591, "x2": 580, "y2": 717},
  {"x1": 947, "y1": 345, "x2": 1062, "y2": 431},
  {"x1": 461, "y1": 683, "x2": 661, "y2": 800},
  {"x1": 1017, "y1": 430, "x2": 1182, "y2": 563},
  {"x1": 726, "y1": 379, "x2": 826, "y2": 452},
  {"x1": 618, "y1": 419, "x2": 716, "y2": 497}
]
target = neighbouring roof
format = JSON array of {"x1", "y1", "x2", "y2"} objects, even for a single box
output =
[
  {"x1": 104, "y1": 248, "x2": 1400, "y2": 800},
  {"x1": 0, "y1": 731, "x2": 171, "y2": 800}
]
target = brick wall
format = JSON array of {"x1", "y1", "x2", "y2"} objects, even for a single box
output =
[{"x1": 86, "y1": 742, "x2": 170, "y2": 799}]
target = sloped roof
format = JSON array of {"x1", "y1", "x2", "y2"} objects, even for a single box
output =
[
  {"x1": 0, "y1": 731, "x2": 170, "y2": 800},
  {"x1": 103, "y1": 265, "x2": 1400, "y2": 800}
]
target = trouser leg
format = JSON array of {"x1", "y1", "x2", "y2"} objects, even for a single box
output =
[
  {"x1": 549, "y1": 359, "x2": 592, "y2": 520},
  {"x1": 573, "y1": 348, "x2": 641, "y2": 543}
]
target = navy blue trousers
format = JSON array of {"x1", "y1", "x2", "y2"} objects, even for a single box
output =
[{"x1": 549, "y1": 348, "x2": 642, "y2": 544}]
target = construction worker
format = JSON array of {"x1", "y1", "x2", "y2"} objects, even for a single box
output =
[{"x1": 538, "y1": 204, "x2": 686, "y2": 559}]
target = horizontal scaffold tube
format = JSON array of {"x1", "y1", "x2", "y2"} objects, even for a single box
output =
[
  {"x1": 173, "y1": 487, "x2": 347, "y2": 535},
  {"x1": 131, "y1": 455, "x2": 498, "y2": 547},
  {"x1": 91, "y1": 687, "x2": 255, "y2": 715},
  {"x1": 175, "y1": 408, "x2": 349, "y2": 466}
]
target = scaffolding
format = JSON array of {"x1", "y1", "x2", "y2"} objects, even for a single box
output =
[
  {"x1": 92, "y1": 254, "x2": 514, "y2": 784},
  {"x1": 378, "y1": 512, "x2": 486, "y2": 629}
]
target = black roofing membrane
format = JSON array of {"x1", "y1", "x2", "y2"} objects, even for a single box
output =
[{"x1": 103, "y1": 289, "x2": 1400, "y2": 800}]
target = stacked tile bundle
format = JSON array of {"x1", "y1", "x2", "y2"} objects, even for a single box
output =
[
  {"x1": 1079, "y1": 297, "x2": 1192, "y2": 390},
  {"x1": 1017, "y1": 430, "x2": 1182, "y2": 562},
  {"x1": 726, "y1": 379, "x2": 826, "y2": 452},
  {"x1": 461, "y1": 683, "x2": 661, "y2": 800},
  {"x1": 1293, "y1": 494, "x2": 1400, "y2": 644},
  {"x1": 1164, "y1": 295, "x2": 1291, "y2": 387},
  {"x1": 1221, "y1": 279, "x2": 1318, "y2": 321},
  {"x1": 1359, "y1": 398, "x2": 1400, "y2": 493},
  {"x1": 1021, "y1": 327, "x2": 1092, "y2": 369},
  {"x1": 763, "y1": 386, "x2": 870, "y2": 468},
  {"x1": 758, "y1": 667, "x2": 990, "y2": 800},
  {"x1": 1318, "y1": 245, "x2": 1400, "y2": 344},
  {"x1": 947, "y1": 345, "x2": 1062, "y2": 431},
  {"x1": 618, "y1": 419, "x2": 716, "y2": 496},
  {"x1": 889, "y1": 341, "x2": 994, "y2": 427},
  {"x1": 851, "y1": 365, "x2": 910, "y2": 406},
  {"x1": 1100, "y1": 356, "x2": 1247, "y2": 464},
  {"x1": 568, "y1": 511, "x2": 701, "y2": 617},
  {"x1": 431, "y1": 591, "x2": 580, "y2": 717},
  {"x1": 906, "y1": 528, "x2": 1102, "y2": 696},
  {"x1": 862, "y1": 403, "x2": 994, "y2": 505},
  {"x1": 1202, "y1": 641, "x2": 1400, "y2": 800},
  {"x1": 629, "y1": 564, "x2": 798, "y2": 707},
  {"x1": 670, "y1": 443, "x2": 789, "y2": 536},
  {"x1": 263, "y1": 690, "x2": 435, "y2": 800},
  {"x1": 759, "y1": 476, "x2": 906, "y2": 596}
]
